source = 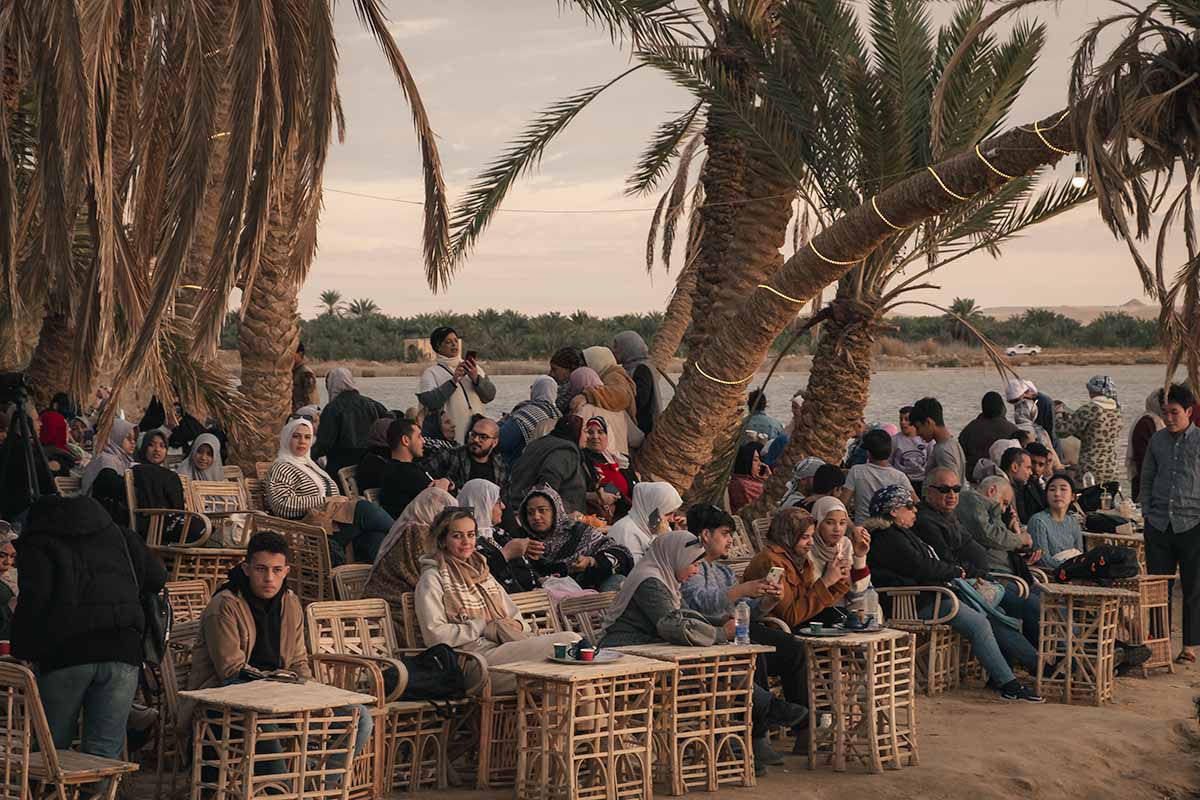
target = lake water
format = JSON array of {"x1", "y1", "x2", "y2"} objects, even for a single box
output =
[{"x1": 331, "y1": 363, "x2": 1167, "y2": 468}]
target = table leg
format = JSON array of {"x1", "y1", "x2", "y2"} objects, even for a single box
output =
[{"x1": 832, "y1": 645, "x2": 846, "y2": 772}]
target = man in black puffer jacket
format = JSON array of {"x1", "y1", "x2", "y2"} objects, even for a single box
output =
[{"x1": 12, "y1": 495, "x2": 166, "y2": 759}]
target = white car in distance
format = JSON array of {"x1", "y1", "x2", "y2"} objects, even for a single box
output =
[{"x1": 1005, "y1": 343, "x2": 1042, "y2": 356}]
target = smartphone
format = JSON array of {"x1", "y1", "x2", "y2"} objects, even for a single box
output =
[
  {"x1": 602, "y1": 483, "x2": 622, "y2": 496},
  {"x1": 766, "y1": 566, "x2": 785, "y2": 585},
  {"x1": 465, "y1": 350, "x2": 478, "y2": 363}
]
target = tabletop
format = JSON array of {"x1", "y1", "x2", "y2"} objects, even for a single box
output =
[
  {"x1": 489, "y1": 654, "x2": 676, "y2": 683},
  {"x1": 1038, "y1": 582, "x2": 1138, "y2": 599},
  {"x1": 612, "y1": 643, "x2": 775, "y2": 661},
  {"x1": 180, "y1": 680, "x2": 376, "y2": 713},
  {"x1": 1082, "y1": 532, "x2": 1144, "y2": 542},
  {"x1": 793, "y1": 627, "x2": 909, "y2": 646}
]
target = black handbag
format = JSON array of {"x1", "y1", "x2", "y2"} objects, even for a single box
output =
[{"x1": 117, "y1": 527, "x2": 172, "y2": 666}]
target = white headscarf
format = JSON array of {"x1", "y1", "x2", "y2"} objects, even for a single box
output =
[
  {"x1": 176, "y1": 432, "x2": 225, "y2": 481},
  {"x1": 603, "y1": 530, "x2": 704, "y2": 631},
  {"x1": 80, "y1": 419, "x2": 137, "y2": 493},
  {"x1": 326, "y1": 368, "x2": 357, "y2": 403},
  {"x1": 809, "y1": 496, "x2": 852, "y2": 584},
  {"x1": 457, "y1": 479, "x2": 502, "y2": 539},
  {"x1": 530, "y1": 376, "x2": 557, "y2": 405},
  {"x1": 606, "y1": 482, "x2": 683, "y2": 563},
  {"x1": 583, "y1": 346, "x2": 618, "y2": 375},
  {"x1": 273, "y1": 418, "x2": 335, "y2": 494}
]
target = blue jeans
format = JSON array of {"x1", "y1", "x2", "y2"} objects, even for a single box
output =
[
  {"x1": 38, "y1": 661, "x2": 139, "y2": 759},
  {"x1": 921, "y1": 594, "x2": 1038, "y2": 688},
  {"x1": 334, "y1": 501, "x2": 394, "y2": 564},
  {"x1": 1001, "y1": 583, "x2": 1042, "y2": 647}
]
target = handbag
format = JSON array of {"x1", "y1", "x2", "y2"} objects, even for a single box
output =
[{"x1": 117, "y1": 528, "x2": 172, "y2": 666}]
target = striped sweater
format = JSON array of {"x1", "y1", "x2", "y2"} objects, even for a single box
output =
[{"x1": 266, "y1": 461, "x2": 340, "y2": 520}]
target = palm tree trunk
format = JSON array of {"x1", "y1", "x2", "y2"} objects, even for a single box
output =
[
  {"x1": 26, "y1": 305, "x2": 74, "y2": 409},
  {"x1": 636, "y1": 107, "x2": 1080, "y2": 490},
  {"x1": 649, "y1": 256, "x2": 698, "y2": 370}
]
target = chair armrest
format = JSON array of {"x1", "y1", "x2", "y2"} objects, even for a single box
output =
[
  {"x1": 758, "y1": 616, "x2": 790, "y2": 633},
  {"x1": 991, "y1": 573, "x2": 1029, "y2": 598},
  {"x1": 876, "y1": 586, "x2": 960, "y2": 625},
  {"x1": 311, "y1": 653, "x2": 386, "y2": 702},
  {"x1": 1027, "y1": 567, "x2": 1050, "y2": 585},
  {"x1": 135, "y1": 509, "x2": 214, "y2": 547}
]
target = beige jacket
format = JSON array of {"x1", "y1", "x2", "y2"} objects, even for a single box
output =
[
  {"x1": 414, "y1": 562, "x2": 530, "y2": 656},
  {"x1": 180, "y1": 588, "x2": 310, "y2": 732}
]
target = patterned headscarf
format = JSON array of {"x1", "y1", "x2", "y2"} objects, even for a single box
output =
[
  {"x1": 518, "y1": 483, "x2": 626, "y2": 564},
  {"x1": 1087, "y1": 375, "x2": 1117, "y2": 399},
  {"x1": 869, "y1": 484, "x2": 913, "y2": 519}
]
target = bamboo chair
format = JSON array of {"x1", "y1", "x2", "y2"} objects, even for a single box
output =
[
  {"x1": 254, "y1": 462, "x2": 271, "y2": 481},
  {"x1": 724, "y1": 558, "x2": 752, "y2": 581},
  {"x1": 53, "y1": 475, "x2": 82, "y2": 497},
  {"x1": 189, "y1": 479, "x2": 249, "y2": 515},
  {"x1": 509, "y1": 589, "x2": 560, "y2": 635},
  {"x1": 992, "y1": 573, "x2": 1030, "y2": 598},
  {"x1": 247, "y1": 515, "x2": 333, "y2": 604},
  {"x1": 154, "y1": 620, "x2": 200, "y2": 800},
  {"x1": 332, "y1": 564, "x2": 372, "y2": 601},
  {"x1": 123, "y1": 470, "x2": 213, "y2": 547},
  {"x1": 164, "y1": 579, "x2": 212, "y2": 625},
  {"x1": 750, "y1": 516, "x2": 772, "y2": 551},
  {"x1": 148, "y1": 546, "x2": 244, "y2": 593},
  {"x1": 243, "y1": 478, "x2": 265, "y2": 512},
  {"x1": 729, "y1": 516, "x2": 756, "y2": 559},
  {"x1": 556, "y1": 592, "x2": 618, "y2": 641},
  {"x1": 0, "y1": 661, "x2": 139, "y2": 800},
  {"x1": 877, "y1": 585, "x2": 961, "y2": 696},
  {"x1": 363, "y1": 488, "x2": 380, "y2": 504},
  {"x1": 221, "y1": 464, "x2": 244, "y2": 483},
  {"x1": 338, "y1": 466, "x2": 361, "y2": 500},
  {"x1": 399, "y1": 593, "x2": 426, "y2": 649}
]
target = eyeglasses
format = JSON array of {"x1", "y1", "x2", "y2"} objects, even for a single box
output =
[
  {"x1": 928, "y1": 485, "x2": 962, "y2": 494},
  {"x1": 468, "y1": 431, "x2": 496, "y2": 441},
  {"x1": 902, "y1": 502, "x2": 917, "y2": 509}
]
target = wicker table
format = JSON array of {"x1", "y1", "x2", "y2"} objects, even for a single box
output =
[
  {"x1": 1077, "y1": 574, "x2": 1175, "y2": 676},
  {"x1": 1083, "y1": 532, "x2": 1146, "y2": 572},
  {"x1": 182, "y1": 680, "x2": 376, "y2": 800},
  {"x1": 490, "y1": 654, "x2": 675, "y2": 800},
  {"x1": 795, "y1": 628, "x2": 917, "y2": 773},
  {"x1": 1036, "y1": 583, "x2": 1138, "y2": 705},
  {"x1": 612, "y1": 644, "x2": 773, "y2": 795}
]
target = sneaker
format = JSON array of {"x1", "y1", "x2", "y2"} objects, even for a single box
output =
[
  {"x1": 999, "y1": 680, "x2": 1046, "y2": 703},
  {"x1": 752, "y1": 737, "x2": 785, "y2": 766},
  {"x1": 765, "y1": 698, "x2": 808, "y2": 729}
]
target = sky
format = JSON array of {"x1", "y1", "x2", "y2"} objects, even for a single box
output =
[{"x1": 306, "y1": 0, "x2": 1171, "y2": 319}]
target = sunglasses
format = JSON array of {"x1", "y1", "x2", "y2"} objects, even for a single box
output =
[{"x1": 929, "y1": 485, "x2": 962, "y2": 494}]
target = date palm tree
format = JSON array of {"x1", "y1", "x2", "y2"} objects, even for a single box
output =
[
  {"x1": 947, "y1": 296, "x2": 985, "y2": 342},
  {"x1": 319, "y1": 290, "x2": 346, "y2": 318},
  {"x1": 347, "y1": 298, "x2": 380, "y2": 317}
]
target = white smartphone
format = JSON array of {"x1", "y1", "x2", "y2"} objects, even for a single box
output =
[{"x1": 766, "y1": 566, "x2": 785, "y2": 585}]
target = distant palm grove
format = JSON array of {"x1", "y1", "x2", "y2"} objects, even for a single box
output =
[{"x1": 219, "y1": 292, "x2": 1160, "y2": 362}]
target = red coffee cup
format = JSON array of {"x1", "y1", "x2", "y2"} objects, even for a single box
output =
[
  {"x1": 578, "y1": 647, "x2": 595, "y2": 662},
  {"x1": 0, "y1": 641, "x2": 11, "y2": 656}
]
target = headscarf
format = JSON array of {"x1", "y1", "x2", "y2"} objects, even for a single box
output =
[
  {"x1": 733, "y1": 441, "x2": 762, "y2": 477},
  {"x1": 80, "y1": 419, "x2": 137, "y2": 492},
  {"x1": 135, "y1": 430, "x2": 170, "y2": 465},
  {"x1": 569, "y1": 367, "x2": 603, "y2": 393},
  {"x1": 457, "y1": 478, "x2": 501, "y2": 539},
  {"x1": 1128, "y1": 389, "x2": 1167, "y2": 475},
  {"x1": 1087, "y1": 375, "x2": 1117, "y2": 400},
  {"x1": 869, "y1": 484, "x2": 912, "y2": 520},
  {"x1": 603, "y1": 530, "x2": 704, "y2": 629},
  {"x1": 326, "y1": 368, "x2": 358, "y2": 403},
  {"x1": 294, "y1": 405, "x2": 321, "y2": 422},
  {"x1": 366, "y1": 417, "x2": 392, "y2": 451},
  {"x1": 606, "y1": 482, "x2": 683, "y2": 561},
  {"x1": 530, "y1": 375, "x2": 557, "y2": 405},
  {"x1": 988, "y1": 438, "x2": 1021, "y2": 465},
  {"x1": 509, "y1": 377, "x2": 561, "y2": 445},
  {"x1": 612, "y1": 331, "x2": 651, "y2": 376},
  {"x1": 780, "y1": 456, "x2": 826, "y2": 509},
  {"x1": 430, "y1": 326, "x2": 456, "y2": 351},
  {"x1": 583, "y1": 346, "x2": 618, "y2": 375},
  {"x1": 38, "y1": 410, "x2": 69, "y2": 450},
  {"x1": 372, "y1": 486, "x2": 456, "y2": 579},
  {"x1": 551, "y1": 414, "x2": 584, "y2": 445},
  {"x1": 1005, "y1": 378, "x2": 1033, "y2": 402},
  {"x1": 272, "y1": 418, "x2": 335, "y2": 495},
  {"x1": 809, "y1": 496, "x2": 852, "y2": 583},
  {"x1": 176, "y1": 432, "x2": 225, "y2": 481},
  {"x1": 1014, "y1": 397, "x2": 1039, "y2": 428},
  {"x1": 518, "y1": 484, "x2": 621, "y2": 564}
]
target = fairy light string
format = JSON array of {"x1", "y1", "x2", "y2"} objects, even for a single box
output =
[
  {"x1": 871, "y1": 196, "x2": 906, "y2": 230},
  {"x1": 926, "y1": 166, "x2": 972, "y2": 202},
  {"x1": 975, "y1": 144, "x2": 1018, "y2": 181},
  {"x1": 694, "y1": 362, "x2": 755, "y2": 386}
]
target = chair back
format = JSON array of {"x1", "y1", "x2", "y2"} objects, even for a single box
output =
[
  {"x1": 0, "y1": 661, "x2": 64, "y2": 791},
  {"x1": 556, "y1": 592, "x2": 617, "y2": 642},
  {"x1": 729, "y1": 517, "x2": 756, "y2": 559},
  {"x1": 399, "y1": 592, "x2": 426, "y2": 649},
  {"x1": 222, "y1": 465, "x2": 245, "y2": 483},
  {"x1": 725, "y1": 559, "x2": 751, "y2": 581},
  {"x1": 750, "y1": 516, "x2": 771, "y2": 551},
  {"x1": 305, "y1": 598, "x2": 399, "y2": 658},
  {"x1": 338, "y1": 466, "x2": 360, "y2": 500},
  {"x1": 150, "y1": 546, "x2": 245, "y2": 593},
  {"x1": 254, "y1": 462, "x2": 272, "y2": 481},
  {"x1": 363, "y1": 488, "x2": 380, "y2": 504},
  {"x1": 166, "y1": 579, "x2": 212, "y2": 625},
  {"x1": 510, "y1": 589, "x2": 560, "y2": 634},
  {"x1": 190, "y1": 480, "x2": 247, "y2": 514},
  {"x1": 332, "y1": 564, "x2": 372, "y2": 601},
  {"x1": 53, "y1": 475, "x2": 82, "y2": 497},
  {"x1": 244, "y1": 478, "x2": 265, "y2": 512},
  {"x1": 161, "y1": 621, "x2": 201, "y2": 737},
  {"x1": 250, "y1": 516, "x2": 332, "y2": 604}
]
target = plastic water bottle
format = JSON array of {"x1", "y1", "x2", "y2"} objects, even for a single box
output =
[
  {"x1": 1082, "y1": 471, "x2": 1096, "y2": 488},
  {"x1": 734, "y1": 601, "x2": 751, "y2": 645}
]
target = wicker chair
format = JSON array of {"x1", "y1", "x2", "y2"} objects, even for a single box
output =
[
  {"x1": 254, "y1": 461, "x2": 272, "y2": 481},
  {"x1": 53, "y1": 475, "x2": 82, "y2": 496},
  {"x1": 124, "y1": 471, "x2": 213, "y2": 547},
  {"x1": 189, "y1": 480, "x2": 249, "y2": 515},
  {"x1": 338, "y1": 466, "x2": 361, "y2": 500},
  {"x1": 247, "y1": 516, "x2": 333, "y2": 604},
  {"x1": 508, "y1": 589, "x2": 560, "y2": 635},
  {"x1": 724, "y1": 558, "x2": 752, "y2": 581},
  {"x1": 148, "y1": 545, "x2": 245, "y2": 592},
  {"x1": 363, "y1": 488, "x2": 380, "y2": 504},
  {"x1": 750, "y1": 516, "x2": 772, "y2": 551},
  {"x1": 164, "y1": 579, "x2": 212, "y2": 625},
  {"x1": 729, "y1": 516, "x2": 756, "y2": 559},
  {"x1": 556, "y1": 592, "x2": 617, "y2": 641},
  {"x1": 878, "y1": 585, "x2": 961, "y2": 696},
  {"x1": 155, "y1": 620, "x2": 200, "y2": 799},
  {"x1": 221, "y1": 465, "x2": 245, "y2": 483},
  {"x1": 333, "y1": 564, "x2": 372, "y2": 601},
  {"x1": 0, "y1": 662, "x2": 139, "y2": 800},
  {"x1": 244, "y1": 478, "x2": 265, "y2": 512}
]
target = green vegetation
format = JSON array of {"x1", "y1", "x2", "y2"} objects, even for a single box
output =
[{"x1": 219, "y1": 298, "x2": 1158, "y2": 361}]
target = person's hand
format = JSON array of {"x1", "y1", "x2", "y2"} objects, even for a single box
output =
[
  {"x1": 822, "y1": 555, "x2": 850, "y2": 587},
  {"x1": 464, "y1": 360, "x2": 480, "y2": 382},
  {"x1": 453, "y1": 362, "x2": 468, "y2": 381},
  {"x1": 432, "y1": 478, "x2": 453, "y2": 493},
  {"x1": 756, "y1": 463, "x2": 773, "y2": 480},
  {"x1": 569, "y1": 556, "x2": 596, "y2": 573},
  {"x1": 326, "y1": 495, "x2": 349, "y2": 507},
  {"x1": 851, "y1": 526, "x2": 871, "y2": 557},
  {"x1": 1024, "y1": 549, "x2": 1042, "y2": 565},
  {"x1": 525, "y1": 539, "x2": 546, "y2": 560},
  {"x1": 722, "y1": 619, "x2": 737, "y2": 640},
  {"x1": 958, "y1": 566, "x2": 967, "y2": 579},
  {"x1": 570, "y1": 394, "x2": 586, "y2": 412},
  {"x1": 502, "y1": 538, "x2": 530, "y2": 561},
  {"x1": 739, "y1": 579, "x2": 773, "y2": 599},
  {"x1": 599, "y1": 488, "x2": 620, "y2": 507},
  {"x1": 1019, "y1": 529, "x2": 1033, "y2": 548}
]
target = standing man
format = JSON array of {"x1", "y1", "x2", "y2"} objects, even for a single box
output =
[
  {"x1": 958, "y1": 392, "x2": 1019, "y2": 480},
  {"x1": 891, "y1": 405, "x2": 928, "y2": 497},
  {"x1": 843, "y1": 429, "x2": 914, "y2": 523},
  {"x1": 13, "y1": 495, "x2": 167, "y2": 759},
  {"x1": 417, "y1": 326, "x2": 496, "y2": 444},
  {"x1": 1140, "y1": 383, "x2": 1200, "y2": 665},
  {"x1": 424, "y1": 415, "x2": 508, "y2": 490},
  {"x1": 292, "y1": 341, "x2": 319, "y2": 412},
  {"x1": 909, "y1": 397, "x2": 967, "y2": 486}
]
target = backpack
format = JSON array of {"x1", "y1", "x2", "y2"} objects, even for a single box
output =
[
  {"x1": 1055, "y1": 545, "x2": 1139, "y2": 582},
  {"x1": 386, "y1": 644, "x2": 467, "y2": 701}
]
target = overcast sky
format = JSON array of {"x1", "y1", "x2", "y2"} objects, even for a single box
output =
[{"x1": 306, "y1": 0, "x2": 1166, "y2": 319}]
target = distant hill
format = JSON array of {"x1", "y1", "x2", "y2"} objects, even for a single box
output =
[{"x1": 981, "y1": 298, "x2": 1158, "y2": 324}]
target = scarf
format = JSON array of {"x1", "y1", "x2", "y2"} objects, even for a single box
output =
[
  {"x1": 366, "y1": 418, "x2": 392, "y2": 451},
  {"x1": 39, "y1": 411, "x2": 69, "y2": 450},
  {"x1": 780, "y1": 456, "x2": 825, "y2": 509},
  {"x1": 1087, "y1": 375, "x2": 1118, "y2": 401},
  {"x1": 273, "y1": 418, "x2": 337, "y2": 496},
  {"x1": 372, "y1": 486, "x2": 456, "y2": 578},
  {"x1": 809, "y1": 496, "x2": 853, "y2": 585},
  {"x1": 457, "y1": 478, "x2": 501, "y2": 539},
  {"x1": 569, "y1": 367, "x2": 603, "y2": 395},
  {"x1": 176, "y1": 432, "x2": 225, "y2": 482},
  {"x1": 583, "y1": 346, "x2": 618, "y2": 375},
  {"x1": 510, "y1": 377, "x2": 561, "y2": 443},
  {"x1": 603, "y1": 530, "x2": 703, "y2": 629},
  {"x1": 607, "y1": 482, "x2": 683, "y2": 559},
  {"x1": 326, "y1": 368, "x2": 358, "y2": 403},
  {"x1": 519, "y1": 484, "x2": 618, "y2": 563},
  {"x1": 431, "y1": 354, "x2": 488, "y2": 445},
  {"x1": 80, "y1": 419, "x2": 137, "y2": 493},
  {"x1": 612, "y1": 331, "x2": 651, "y2": 377},
  {"x1": 432, "y1": 549, "x2": 527, "y2": 642}
]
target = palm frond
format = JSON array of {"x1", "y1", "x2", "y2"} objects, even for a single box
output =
[
  {"x1": 659, "y1": 131, "x2": 702, "y2": 269},
  {"x1": 626, "y1": 100, "x2": 703, "y2": 196},
  {"x1": 560, "y1": 0, "x2": 699, "y2": 49}
]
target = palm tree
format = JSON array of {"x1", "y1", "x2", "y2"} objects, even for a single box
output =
[
  {"x1": 347, "y1": 298, "x2": 381, "y2": 317},
  {"x1": 947, "y1": 297, "x2": 984, "y2": 342},
  {"x1": 319, "y1": 290, "x2": 345, "y2": 318}
]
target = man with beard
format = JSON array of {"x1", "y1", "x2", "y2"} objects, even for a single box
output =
[{"x1": 424, "y1": 415, "x2": 507, "y2": 491}]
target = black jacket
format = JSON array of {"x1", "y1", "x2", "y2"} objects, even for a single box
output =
[
  {"x1": 1013, "y1": 479, "x2": 1047, "y2": 524},
  {"x1": 422, "y1": 446, "x2": 508, "y2": 494},
  {"x1": 911, "y1": 502, "x2": 990, "y2": 578},
  {"x1": 13, "y1": 495, "x2": 167, "y2": 672},
  {"x1": 312, "y1": 391, "x2": 391, "y2": 488},
  {"x1": 867, "y1": 523, "x2": 961, "y2": 589}
]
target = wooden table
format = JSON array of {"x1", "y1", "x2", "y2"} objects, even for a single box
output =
[
  {"x1": 490, "y1": 654, "x2": 675, "y2": 800},
  {"x1": 182, "y1": 680, "x2": 376, "y2": 800},
  {"x1": 1083, "y1": 532, "x2": 1146, "y2": 572},
  {"x1": 795, "y1": 628, "x2": 917, "y2": 773},
  {"x1": 1036, "y1": 583, "x2": 1138, "y2": 705},
  {"x1": 1077, "y1": 574, "x2": 1176, "y2": 676},
  {"x1": 612, "y1": 644, "x2": 773, "y2": 795}
]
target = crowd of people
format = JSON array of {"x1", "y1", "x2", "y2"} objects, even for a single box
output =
[{"x1": 4, "y1": 324, "x2": 1199, "y2": 781}]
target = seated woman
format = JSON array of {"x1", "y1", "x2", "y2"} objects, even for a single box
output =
[
  {"x1": 1028, "y1": 473, "x2": 1085, "y2": 570},
  {"x1": 517, "y1": 484, "x2": 633, "y2": 591},
  {"x1": 743, "y1": 508, "x2": 849, "y2": 629},
  {"x1": 129, "y1": 431, "x2": 205, "y2": 543},
  {"x1": 580, "y1": 416, "x2": 636, "y2": 521},
  {"x1": 805, "y1": 496, "x2": 872, "y2": 623},
  {"x1": 364, "y1": 486, "x2": 456, "y2": 627},
  {"x1": 69, "y1": 416, "x2": 95, "y2": 454},
  {"x1": 265, "y1": 418, "x2": 395, "y2": 564},
  {"x1": 80, "y1": 419, "x2": 138, "y2": 525},
  {"x1": 37, "y1": 410, "x2": 77, "y2": 477},
  {"x1": 569, "y1": 369, "x2": 638, "y2": 456},
  {"x1": 175, "y1": 433, "x2": 225, "y2": 482},
  {"x1": 600, "y1": 531, "x2": 806, "y2": 773},
  {"x1": 498, "y1": 376, "x2": 561, "y2": 463},
  {"x1": 575, "y1": 346, "x2": 636, "y2": 415},
  {"x1": 457, "y1": 479, "x2": 540, "y2": 594},
  {"x1": 728, "y1": 442, "x2": 770, "y2": 513},
  {"x1": 415, "y1": 507, "x2": 579, "y2": 693},
  {"x1": 865, "y1": 485, "x2": 1044, "y2": 703},
  {"x1": 423, "y1": 410, "x2": 459, "y2": 457},
  {"x1": 606, "y1": 482, "x2": 683, "y2": 564},
  {"x1": 355, "y1": 418, "x2": 393, "y2": 492}
]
